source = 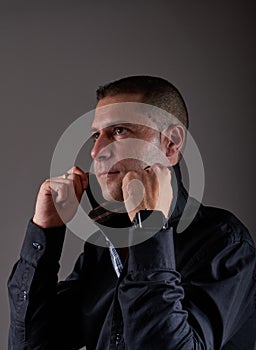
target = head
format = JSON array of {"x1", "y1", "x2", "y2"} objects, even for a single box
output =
[{"x1": 91, "y1": 75, "x2": 188, "y2": 202}]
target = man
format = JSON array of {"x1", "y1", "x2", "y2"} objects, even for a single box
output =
[{"x1": 8, "y1": 76, "x2": 256, "y2": 349}]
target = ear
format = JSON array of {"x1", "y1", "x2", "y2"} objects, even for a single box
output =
[{"x1": 160, "y1": 124, "x2": 185, "y2": 165}]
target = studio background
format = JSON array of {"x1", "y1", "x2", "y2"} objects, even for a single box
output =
[{"x1": 1, "y1": 1, "x2": 255, "y2": 349}]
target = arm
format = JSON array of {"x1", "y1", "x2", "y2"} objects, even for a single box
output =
[
  {"x1": 119, "y1": 164, "x2": 256, "y2": 349},
  {"x1": 8, "y1": 221, "x2": 85, "y2": 350},
  {"x1": 118, "y1": 213, "x2": 256, "y2": 349},
  {"x1": 8, "y1": 166, "x2": 89, "y2": 349}
]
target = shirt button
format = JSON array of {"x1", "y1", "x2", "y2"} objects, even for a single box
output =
[
  {"x1": 23, "y1": 290, "x2": 28, "y2": 301},
  {"x1": 32, "y1": 242, "x2": 42, "y2": 250},
  {"x1": 115, "y1": 333, "x2": 121, "y2": 346}
]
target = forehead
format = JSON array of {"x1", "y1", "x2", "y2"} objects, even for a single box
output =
[{"x1": 92, "y1": 94, "x2": 159, "y2": 131}]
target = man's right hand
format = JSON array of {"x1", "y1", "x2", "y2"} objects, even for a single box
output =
[{"x1": 33, "y1": 166, "x2": 88, "y2": 228}]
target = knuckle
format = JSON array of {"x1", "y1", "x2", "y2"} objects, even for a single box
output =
[
  {"x1": 151, "y1": 163, "x2": 161, "y2": 171},
  {"x1": 71, "y1": 165, "x2": 82, "y2": 174},
  {"x1": 67, "y1": 173, "x2": 76, "y2": 180},
  {"x1": 66, "y1": 173, "x2": 78, "y2": 183},
  {"x1": 40, "y1": 179, "x2": 50, "y2": 189},
  {"x1": 152, "y1": 163, "x2": 168, "y2": 173},
  {"x1": 124, "y1": 170, "x2": 136, "y2": 180},
  {"x1": 71, "y1": 166, "x2": 78, "y2": 172}
]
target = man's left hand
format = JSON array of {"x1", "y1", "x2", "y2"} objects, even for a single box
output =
[{"x1": 122, "y1": 164, "x2": 173, "y2": 222}]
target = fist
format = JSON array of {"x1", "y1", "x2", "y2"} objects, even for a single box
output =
[
  {"x1": 33, "y1": 166, "x2": 88, "y2": 228},
  {"x1": 122, "y1": 164, "x2": 172, "y2": 221}
]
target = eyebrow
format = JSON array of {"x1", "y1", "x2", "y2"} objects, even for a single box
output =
[{"x1": 90, "y1": 121, "x2": 135, "y2": 134}]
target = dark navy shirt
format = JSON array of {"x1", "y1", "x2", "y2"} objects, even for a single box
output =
[{"x1": 8, "y1": 168, "x2": 256, "y2": 349}]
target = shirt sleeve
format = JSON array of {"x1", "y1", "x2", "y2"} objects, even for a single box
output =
[
  {"x1": 118, "y1": 211, "x2": 256, "y2": 349},
  {"x1": 7, "y1": 220, "x2": 85, "y2": 350}
]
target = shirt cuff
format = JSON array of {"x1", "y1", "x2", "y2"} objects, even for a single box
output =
[
  {"x1": 20, "y1": 220, "x2": 66, "y2": 266},
  {"x1": 128, "y1": 211, "x2": 176, "y2": 273}
]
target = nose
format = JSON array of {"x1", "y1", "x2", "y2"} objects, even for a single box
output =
[{"x1": 91, "y1": 133, "x2": 112, "y2": 161}]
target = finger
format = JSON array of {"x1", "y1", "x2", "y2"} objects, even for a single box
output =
[
  {"x1": 143, "y1": 165, "x2": 162, "y2": 176},
  {"x1": 151, "y1": 163, "x2": 166, "y2": 171},
  {"x1": 54, "y1": 174, "x2": 84, "y2": 202},
  {"x1": 48, "y1": 180, "x2": 69, "y2": 204},
  {"x1": 151, "y1": 163, "x2": 171, "y2": 178},
  {"x1": 49, "y1": 175, "x2": 79, "y2": 203},
  {"x1": 66, "y1": 166, "x2": 89, "y2": 189}
]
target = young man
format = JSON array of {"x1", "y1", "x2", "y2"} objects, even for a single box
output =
[{"x1": 8, "y1": 76, "x2": 256, "y2": 349}]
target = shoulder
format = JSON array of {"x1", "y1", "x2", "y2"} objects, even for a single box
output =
[
  {"x1": 175, "y1": 200, "x2": 255, "y2": 271},
  {"x1": 177, "y1": 202, "x2": 256, "y2": 279},
  {"x1": 195, "y1": 203, "x2": 255, "y2": 247}
]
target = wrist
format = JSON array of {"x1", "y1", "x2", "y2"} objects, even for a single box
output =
[
  {"x1": 132, "y1": 210, "x2": 169, "y2": 230},
  {"x1": 32, "y1": 215, "x2": 65, "y2": 229}
]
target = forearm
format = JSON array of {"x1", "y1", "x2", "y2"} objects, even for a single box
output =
[
  {"x1": 119, "y1": 225, "x2": 202, "y2": 349},
  {"x1": 118, "y1": 216, "x2": 256, "y2": 349},
  {"x1": 8, "y1": 221, "x2": 66, "y2": 349}
]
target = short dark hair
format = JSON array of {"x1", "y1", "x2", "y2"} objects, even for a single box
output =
[{"x1": 96, "y1": 75, "x2": 189, "y2": 129}]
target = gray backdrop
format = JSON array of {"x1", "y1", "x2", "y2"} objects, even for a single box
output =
[{"x1": 1, "y1": 1, "x2": 255, "y2": 349}]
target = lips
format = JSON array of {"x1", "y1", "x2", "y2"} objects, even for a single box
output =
[{"x1": 98, "y1": 171, "x2": 120, "y2": 177}]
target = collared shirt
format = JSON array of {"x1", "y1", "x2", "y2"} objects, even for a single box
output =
[{"x1": 8, "y1": 166, "x2": 256, "y2": 349}]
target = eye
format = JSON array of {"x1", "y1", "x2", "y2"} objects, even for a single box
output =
[
  {"x1": 113, "y1": 127, "x2": 128, "y2": 136},
  {"x1": 91, "y1": 132, "x2": 100, "y2": 141}
]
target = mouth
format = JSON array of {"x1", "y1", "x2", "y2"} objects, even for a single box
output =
[{"x1": 98, "y1": 171, "x2": 120, "y2": 177}]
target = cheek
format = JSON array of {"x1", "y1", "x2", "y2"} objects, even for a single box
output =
[
  {"x1": 119, "y1": 159, "x2": 146, "y2": 172},
  {"x1": 116, "y1": 142, "x2": 149, "y2": 161},
  {"x1": 118, "y1": 145, "x2": 155, "y2": 168}
]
